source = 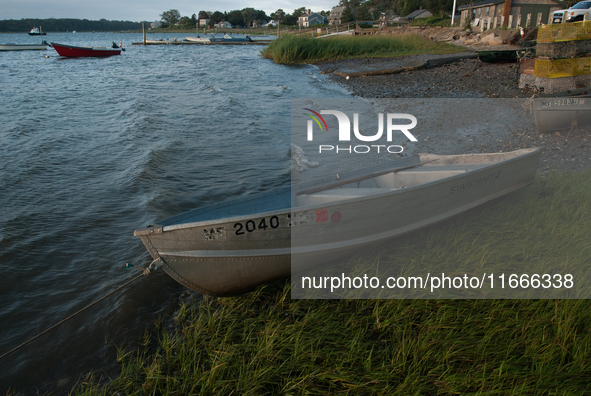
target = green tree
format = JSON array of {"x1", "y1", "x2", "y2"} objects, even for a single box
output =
[
  {"x1": 341, "y1": 6, "x2": 354, "y2": 22},
  {"x1": 241, "y1": 7, "x2": 255, "y2": 27},
  {"x1": 402, "y1": 0, "x2": 420, "y2": 16},
  {"x1": 198, "y1": 11, "x2": 210, "y2": 19},
  {"x1": 271, "y1": 9, "x2": 286, "y2": 22},
  {"x1": 210, "y1": 11, "x2": 225, "y2": 24},
  {"x1": 292, "y1": 7, "x2": 307, "y2": 18},
  {"x1": 227, "y1": 10, "x2": 244, "y2": 27},
  {"x1": 179, "y1": 16, "x2": 192, "y2": 27},
  {"x1": 160, "y1": 9, "x2": 181, "y2": 25},
  {"x1": 427, "y1": 0, "x2": 452, "y2": 17}
]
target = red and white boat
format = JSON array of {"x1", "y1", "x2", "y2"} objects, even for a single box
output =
[{"x1": 51, "y1": 42, "x2": 124, "y2": 57}]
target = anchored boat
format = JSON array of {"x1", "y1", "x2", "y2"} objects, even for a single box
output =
[
  {"x1": 51, "y1": 42, "x2": 124, "y2": 57},
  {"x1": 134, "y1": 148, "x2": 542, "y2": 296},
  {"x1": 0, "y1": 42, "x2": 48, "y2": 51},
  {"x1": 28, "y1": 27, "x2": 46, "y2": 36}
]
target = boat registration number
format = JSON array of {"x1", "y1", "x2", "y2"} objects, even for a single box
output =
[
  {"x1": 234, "y1": 215, "x2": 282, "y2": 235},
  {"x1": 542, "y1": 98, "x2": 580, "y2": 107}
]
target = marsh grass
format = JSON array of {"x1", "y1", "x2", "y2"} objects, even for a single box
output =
[
  {"x1": 260, "y1": 34, "x2": 467, "y2": 64},
  {"x1": 76, "y1": 170, "x2": 591, "y2": 395}
]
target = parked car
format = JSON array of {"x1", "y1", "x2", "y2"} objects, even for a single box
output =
[{"x1": 552, "y1": 0, "x2": 591, "y2": 23}]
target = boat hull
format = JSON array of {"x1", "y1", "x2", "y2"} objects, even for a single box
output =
[
  {"x1": 135, "y1": 148, "x2": 542, "y2": 296},
  {"x1": 0, "y1": 44, "x2": 47, "y2": 51},
  {"x1": 477, "y1": 49, "x2": 518, "y2": 63},
  {"x1": 533, "y1": 96, "x2": 591, "y2": 132},
  {"x1": 51, "y1": 42, "x2": 122, "y2": 57},
  {"x1": 184, "y1": 36, "x2": 211, "y2": 43}
]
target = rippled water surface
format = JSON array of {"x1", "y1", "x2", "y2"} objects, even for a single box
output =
[{"x1": 0, "y1": 32, "x2": 350, "y2": 393}]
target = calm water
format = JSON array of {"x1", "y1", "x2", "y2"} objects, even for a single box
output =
[{"x1": 0, "y1": 32, "x2": 350, "y2": 393}]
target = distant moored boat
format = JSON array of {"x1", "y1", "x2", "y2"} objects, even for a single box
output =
[{"x1": 28, "y1": 27, "x2": 47, "y2": 36}]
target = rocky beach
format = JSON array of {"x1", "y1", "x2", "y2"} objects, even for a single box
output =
[{"x1": 315, "y1": 44, "x2": 591, "y2": 173}]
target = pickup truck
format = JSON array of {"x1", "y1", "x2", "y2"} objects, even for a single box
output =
[{"x1": 552, "y1": 1, "x2": 591, "y2": 23}]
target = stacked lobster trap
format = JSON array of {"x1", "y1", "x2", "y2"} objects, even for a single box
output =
[{"x1": 520, "y1": 21, "x2": 591, "y2": 93}]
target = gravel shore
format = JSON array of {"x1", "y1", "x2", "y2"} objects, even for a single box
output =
[{"x1": 316, "y1": 56, "x2": 591, "y2": 172}]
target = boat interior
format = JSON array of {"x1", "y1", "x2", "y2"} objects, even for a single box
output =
[{"x1": 143, "y1": 149, "x2": 538, "y2": 231}]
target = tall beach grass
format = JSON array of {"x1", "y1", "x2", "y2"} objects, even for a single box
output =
[
  {"x1": 260, "y1": 34, "x2": 467, "y2": 64},
  {"x1": 74, "y1": 169, "x2": 591, "y2": 395}
]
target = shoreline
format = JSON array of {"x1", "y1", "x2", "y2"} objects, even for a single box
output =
[{"x1": 314, "y1": 55, "x2": 591, "y2": 172}]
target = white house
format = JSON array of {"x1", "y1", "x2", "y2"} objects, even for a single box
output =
[
  {"x1": 215, "y1": 21, "x2": 233, "y2": 28},
  {"x1": 298, "y1": 10, "x2": 329, "y2": 26},
  {"x1": 263, "y1": 20, "x2": 278, "y2": 27},
  {"x1": 199, "y1": 19, "x2": 210, "y2": 26}
]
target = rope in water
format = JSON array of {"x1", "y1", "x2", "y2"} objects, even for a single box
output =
[{"x1": 0, "y1": 264, "x2": 153, "y2": 361}]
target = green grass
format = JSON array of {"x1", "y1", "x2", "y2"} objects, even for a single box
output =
[
  {"x1": 260, "y1": 34, "x2": 467, "y2": 64},
  {"x1": 411, "y1": 16, "x2": 457, "y2": 27},
  {"x1": 74, "y1": 169, "x2": 591, "y2": 395}
]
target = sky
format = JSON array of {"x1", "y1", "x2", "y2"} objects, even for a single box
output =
[{"x1": 2, "y1": 0, "x2": 338, "y2": 22}]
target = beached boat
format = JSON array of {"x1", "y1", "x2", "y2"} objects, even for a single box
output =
[
  {"x1": 134, "y1": 148, "x2": 542, "y2": 296},
  {"x1": 0, "y1": 42, "x2": 48, "y2": 51},
  {"x1": 28, "y1": 27, "x2": 46, "y2": 36},
  {"x1": 51, "y1": 42, "x2": 123, "y2": 57},
  {"x1": 477, "y1": 49, "x2": 518, "y2": 63},
  {"x1": 532, "y1": 95, "x2": 591, "y2": 132}
]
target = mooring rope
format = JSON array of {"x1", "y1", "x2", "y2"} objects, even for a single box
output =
[{"x1": 0, "y1": 263, "x2": 154, "y2": 361}]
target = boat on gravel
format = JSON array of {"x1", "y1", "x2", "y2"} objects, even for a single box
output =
[
  {"x1": 51, "y1": 42, "x2": 124, "y2": 57},
  {"x1": 134, "y1": 148, "x2": 542, "y2": 296},
  {"x1": 532, "y1": 95, "x2": 591, "y2": 133},
  {"x1": 477, "y1": 49, "x2": 518, "y2": 63}
]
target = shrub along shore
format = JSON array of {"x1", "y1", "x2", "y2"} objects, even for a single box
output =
[
  {"x1": 260, "y1": 34, "x2": 467, "y2": 64},
  {"x1": 75, "y1": 169, "x2": 591, "y2": 395}
]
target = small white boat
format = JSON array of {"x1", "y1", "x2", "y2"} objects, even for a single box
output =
[
  {"x1": 134, "y1": 148, "x2": 542, "y2": 296},
  {"x1": 532, "y1": 95, "x2": 591, "y2": 133},
  {"x1": 0, "y1": 42, "x2": 48, "y2": 51},
  {"x1": 28, "y1": 27, "x2": 46, "y2": 36},
  {"x1": 184, "y1": 35, "x2": 211, "y2": 43}
]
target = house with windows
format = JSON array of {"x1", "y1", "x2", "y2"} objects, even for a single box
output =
[
  {"x1": 198, "y1": 18, "x2": 210, "y2": 27},
  {"x1": 298, "y1": 9, "x2": 329, "y2": 26},
  {"x1": 379, "y1": 11, "x2": 405, "y2": 26},
  {"x1": 458, "y1": 0, "x2": 565, "y2": 31},
  {"x1": 329, "y1": 6, "x2": 346, "y2": 24},
  {"x1": 214, "y1": 21, "x2": 233, "y2": 28}
]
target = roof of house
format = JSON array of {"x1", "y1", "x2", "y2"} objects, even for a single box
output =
[
  {"x1": 406, "y1": 9, "x2": 432, "y2": 18},
  {"x1": 459, "y1": 0, "x2": 565, "y2": 10}
]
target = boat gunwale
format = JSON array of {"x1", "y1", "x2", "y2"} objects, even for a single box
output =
[
  {"x1": 50, "y1": 42, "x2": 122, "y2": 53},
  {"x1": 140, "y1": 148, "x2": 542, "y2": 234}
]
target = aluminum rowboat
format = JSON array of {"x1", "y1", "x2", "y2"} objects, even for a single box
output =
[
  {"x1": 134, "y1": 148, "x2": 542, "y2": 296},
  {"x1": 532, "y1": 95, "x2": 591, "y2": 133}
]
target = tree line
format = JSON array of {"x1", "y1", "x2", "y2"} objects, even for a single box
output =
[
  {"x1": 0, "y1": 18, "x2": 142, "y2": 33},
  {"x1": 159, "y1": 7, "x2": 330, "y2": 28}
]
